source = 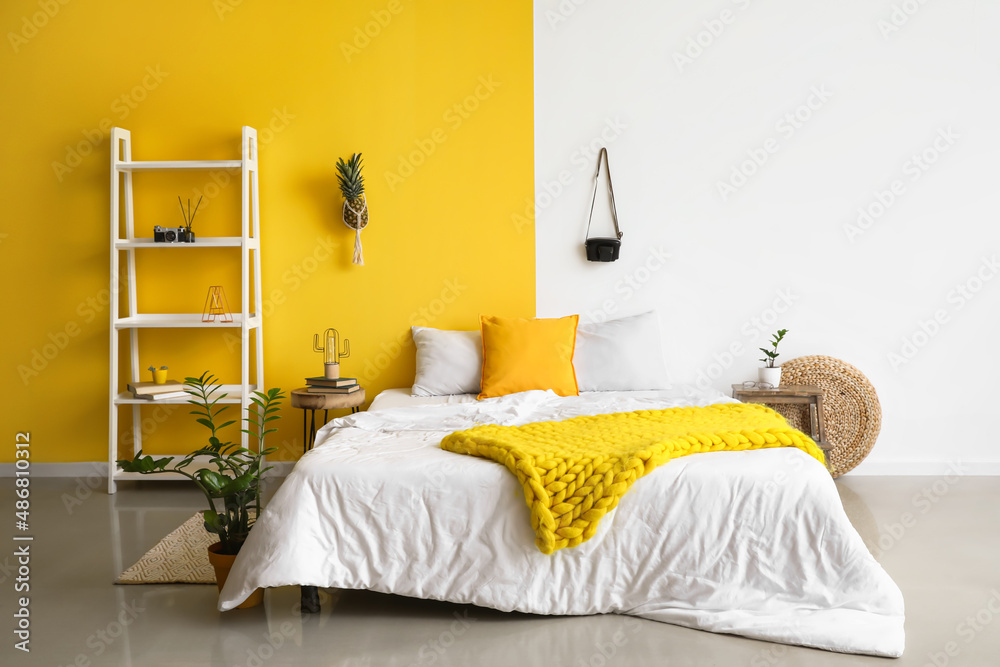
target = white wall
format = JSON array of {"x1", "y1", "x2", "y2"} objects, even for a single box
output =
[{"x1": 534, "y1": 0, "x2": 1000, "y2": 473}]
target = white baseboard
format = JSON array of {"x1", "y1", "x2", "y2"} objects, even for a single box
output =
[
  {"x1": 0, "y1": 461, "x2": 296, "y2": 478},
  {"x1": 3, "y1": 461, "x2": 998, "y2": 478},
  {"x1": 843, "y1": 460, "x2": 1000, "y2": 476},
  {"x1": 0, "y1": 462, "x2": 107, "y2": 478}
]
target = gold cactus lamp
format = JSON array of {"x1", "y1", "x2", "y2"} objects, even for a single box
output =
[{"x1": 313, "y1": 328, "x2": 350, "y2": 379}]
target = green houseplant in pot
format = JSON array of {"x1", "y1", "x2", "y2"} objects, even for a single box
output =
[
  {"x1": 758, "y1": 329, "x2": 788, "y2": 387},
  {"x1": 117, "y1": 371, "x2": 284, "y2": 608}
]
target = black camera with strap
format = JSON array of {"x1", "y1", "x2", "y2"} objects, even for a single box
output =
[{"x1": 584, "y1": 147, "x2": 622, "y2": 262}]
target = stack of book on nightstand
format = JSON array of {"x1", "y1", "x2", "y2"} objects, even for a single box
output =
[
  {"x1": 305, "y1": 376, "x2": 361, "y2": 394},
  {"x1": 127, "y1": 380, "x2": 189, "y2": 401}
]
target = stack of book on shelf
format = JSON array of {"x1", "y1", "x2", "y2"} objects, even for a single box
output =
[
  {"x1": 305, "y1": 376, "x2": 361, "y2": 394},
  {"x1": 127, "y1": 380, "x2": 189, "y2": 401}
]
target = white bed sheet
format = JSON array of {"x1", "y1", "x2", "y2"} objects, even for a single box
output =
[
  {"x1": 368, "y1": 387, "x2": 478, "y2": 411},
  {"x1": 368, "y1": 387, "x2": 689, "y2": 412},
  {"x1": 221, "y1": 386, "x2": 904, "y2": 657}
]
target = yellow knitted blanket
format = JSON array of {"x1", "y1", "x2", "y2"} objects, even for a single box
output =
[{"x1": 441, "y1": 403, "x2": 825, "y2": 554}]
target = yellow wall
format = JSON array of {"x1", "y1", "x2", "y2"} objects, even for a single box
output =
[{"x1": 0, "y1": 0, "x2": 534, "y2": 462}]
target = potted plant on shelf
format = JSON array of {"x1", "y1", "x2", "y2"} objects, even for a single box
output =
[
  {"x1": 758, "y1": 329, "x2": 788, "y2": 387},
  {"x1": 117, "y1": 371, "x2": 284, "y2": 608}
]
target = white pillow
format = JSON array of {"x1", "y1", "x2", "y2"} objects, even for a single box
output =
[
  {"x1": 574, "y1": 312, "x2": 670, "y2": 391},
  {"x1": 411, "y1": 327, "x2": 483, "y2": 396}
]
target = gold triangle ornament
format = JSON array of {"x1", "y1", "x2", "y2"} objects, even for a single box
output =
[{"x1": 202, "y1": 286, "x2": 233, "y2": 323}]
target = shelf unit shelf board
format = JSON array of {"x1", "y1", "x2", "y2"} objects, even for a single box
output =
[
  {"x1": 114, "y1": 384, "x2": 257, "y2": 405},
  {"x1": 114, "y1": 237, "x2": 257, "y2": 249},
  {"x1": 113, "y1": 313, "x2": 260, "y2": 329},
  {"x1": 115, "y1": 160, "x2": 243, "y2": 171},
  {"x1": 112, "y1": 453, "x2": 262, "y2": 482}
]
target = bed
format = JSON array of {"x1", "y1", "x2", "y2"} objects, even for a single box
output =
[{"x1": 218, "y1": 385, "x2": 905, "y2": 657}]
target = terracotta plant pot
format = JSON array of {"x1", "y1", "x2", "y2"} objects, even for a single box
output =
[{"x1": 207, "y1": 542, "x2": 263, "y2": 609}]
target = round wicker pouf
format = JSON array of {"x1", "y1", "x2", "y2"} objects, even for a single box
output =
[{"x1": 779, "y1": 356, "x2": 882, "y2": 477}]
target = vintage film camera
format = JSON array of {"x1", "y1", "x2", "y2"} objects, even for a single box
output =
[{"x1": 153, "y1": 226, "x2": 195, "y2": 243}]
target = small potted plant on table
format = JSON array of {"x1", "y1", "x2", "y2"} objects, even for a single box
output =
[
  {"x1": 758, "y1": 329, "x2": 788, "y2": 387},
  {"x1": 117, "y1": 372, "x2": 284, "y2": 608}
]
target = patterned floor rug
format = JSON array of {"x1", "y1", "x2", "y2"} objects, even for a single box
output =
[{"x1": 117, "y1": 513, "x2": 216, "y2": 584}]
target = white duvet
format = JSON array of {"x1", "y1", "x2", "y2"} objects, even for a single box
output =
[{"x1": 220, "y1": 386, "x2": 904, "y2": 657}]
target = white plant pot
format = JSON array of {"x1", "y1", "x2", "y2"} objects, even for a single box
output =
[
  {"x1": 758, "y1": 366, "x2": 782, "y2": 387},
  {"x1": 324, "y1": 362, "x2": 340, "y2": 380}
]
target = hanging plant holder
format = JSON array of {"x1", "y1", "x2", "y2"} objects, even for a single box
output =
[
  {"x1": 342, "y1": 194, "x2": 368, "y2": 266},
  {"x1": 336, "y1": 152, "x2": 368, "y2": 266}
]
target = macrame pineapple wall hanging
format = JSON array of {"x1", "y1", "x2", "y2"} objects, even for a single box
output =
[{"x1": 336, "y1": 152, "x2": 368, "y2": 265}]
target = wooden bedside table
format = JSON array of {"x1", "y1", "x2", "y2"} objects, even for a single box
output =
[
  {"x1": 291, "y1": 387, "x2": 366, "y2": 453},
  {"x1": 731, "y1": 384, "x2": 832, "y2": 466}
]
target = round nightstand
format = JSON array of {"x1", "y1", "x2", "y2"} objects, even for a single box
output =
[{"x1": 290, "y1": 387, "x2": 366, "y2": 453}]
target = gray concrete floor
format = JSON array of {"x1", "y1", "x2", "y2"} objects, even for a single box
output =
[{"x1": 1, "y1": 475, "x2": 998, "y2": 666}]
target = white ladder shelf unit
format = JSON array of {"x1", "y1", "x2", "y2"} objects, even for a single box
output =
[{"x1": 108, "y1": 127, "x2": 264, "y2": 494}]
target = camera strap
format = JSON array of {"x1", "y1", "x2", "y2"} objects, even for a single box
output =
[{"x1": 585, "y1": 147, "x2": 622, "y2": 242}]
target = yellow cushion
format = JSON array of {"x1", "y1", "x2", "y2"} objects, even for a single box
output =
[{"x1": 478, "y1": 315, "x2": 580, "y2": 399}]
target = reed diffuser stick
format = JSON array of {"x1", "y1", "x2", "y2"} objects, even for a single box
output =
[{"x1": 189, "y1": 196, "x2": 202, "y2": 229}]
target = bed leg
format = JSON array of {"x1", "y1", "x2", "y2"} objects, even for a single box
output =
[{"x1": 300, "y1": 586, "x2": 320, "y2": 613}]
